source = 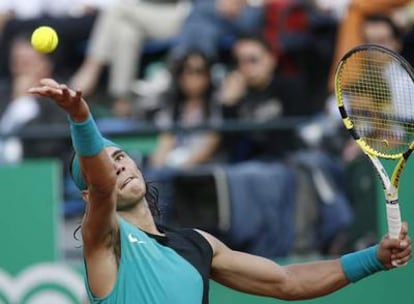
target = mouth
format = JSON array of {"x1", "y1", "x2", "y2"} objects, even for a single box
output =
[{"x1": 120, "y1": 177, "x2": 135, "y2": 189}]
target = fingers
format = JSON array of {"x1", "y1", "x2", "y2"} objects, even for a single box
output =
[
  {"x1": 390, "y1": 231, "x2": 411, "y2": 267},
  {"x1": 28, "y1": 86, "x2": 62, "y2": 98},
  {"x1": 392, "y1": 253, "x2": 411, "y2": 266},
  {"x1": 61, "y1": 84, "x2": 71, "y2": 100},
  {"x1": 391, "y1": 246, "x2": 412, "y2": 261},
  {"x1": 382, "y1": 238, "x2": 403, "y2": 250},
  {"x1": 60, "y1": 85, "x2": 84, "y2": 107},
  {"x1": 392, "y1": 235, "x2": 411, "y2": 258},
  {"x1": 75, "y1": 90, "x2": 83, "y2": 102},
  {"x1": 40, "y1": 78, "x2": 61, "y2": 88},
  {"x1": 400, "y1": 222, "x2": 408, "y2": 239},
  {"x1": 29, "y1": 78, "x2": 63, "y2": 97},
  {"x1": 28, "y1": 81, "x2": 78, "y2": 102}
]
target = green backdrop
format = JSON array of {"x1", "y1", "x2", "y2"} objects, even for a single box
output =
[{"x1": 0, "y1": 160, "x2": 60, "y2": 276}]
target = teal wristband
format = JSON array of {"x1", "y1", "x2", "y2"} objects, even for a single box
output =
[
  {"x1": 69, "y1": 115, "x2": 104, "y2": 156},
  {"x1": 340, "y1": 245, "x2": 385, "y2": 283}
]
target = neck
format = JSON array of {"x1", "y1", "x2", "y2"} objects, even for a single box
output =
[{"x1": 118, "y1": 199, "x2": 162, "y2": 235}]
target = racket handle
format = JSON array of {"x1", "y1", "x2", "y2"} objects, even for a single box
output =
[
  {"x1": 386, "y1": 203, "x2": 406, "y2": 267},
  {"x1": 386, "y1": 203, "x2": 402, "y2": 239}
]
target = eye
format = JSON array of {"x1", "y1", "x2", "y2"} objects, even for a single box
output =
[{"x1": 115, "y1": 153, "x2": 125, "y2": 161}]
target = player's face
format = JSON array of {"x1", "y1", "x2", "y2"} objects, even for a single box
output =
[{"x1": 105, "y1": 147, "x2": 146, "y2": 210}]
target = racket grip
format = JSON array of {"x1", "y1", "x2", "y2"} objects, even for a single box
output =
[
  {"x1": 386, "y1": 203, "x2": 407, "y2": 267},
  {"x1": 386, "y1": 203, "x2": 402, "y2": 239}
]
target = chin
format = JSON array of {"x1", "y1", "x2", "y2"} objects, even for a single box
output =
[
  {"x1": 117, "y1": 191, "x2": 145, "y2": 210},
  {"x1": 116, "y1": 200, "x2": 139, "y2": 211}
]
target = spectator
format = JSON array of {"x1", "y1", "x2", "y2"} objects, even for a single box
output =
[
  {"x1": 70, "y1": 0, "x2": 191, "y2": 117},
  {"x1": 142, "y1": 50, "x2": 222, "y2": 226},
  {"x1": 0, "y1": 35, "x2": 67, "y2": 163},
  {"x1": 219, "y1": 35, "x2": 352, "y2": 256},
  {"x1": 169, "y1": 0, "x2": 264, "y2": 61},
  {"x1": 219, "y1": 35, "x2": 306, "y2": 161},
  {"x1": 150, "y1": 50, "x2": 222, "y2": 169},
  {"x1": 327, "y1": 0, "x2": 411, "y2": 93},
  {"x1": 262, "y1": 0, "x2": 337, "y2": 113}
]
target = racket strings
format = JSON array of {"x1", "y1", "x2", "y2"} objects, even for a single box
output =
[{"x1": 339, "y1": 48, "x2": 414, "y2": 155}]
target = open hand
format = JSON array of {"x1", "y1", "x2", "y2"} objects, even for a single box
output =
[{"x1": 28, "y1": 78, "x2": 89, "y2": 121}]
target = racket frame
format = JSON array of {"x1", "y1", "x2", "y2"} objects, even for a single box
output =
[{"x1": 335, "y1": 44, "x2": 414, "y2": 242}]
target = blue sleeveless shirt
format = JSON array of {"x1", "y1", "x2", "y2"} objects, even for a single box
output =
[{"x1": 84, "y1": 217, "x2": 213, "y2": 303}]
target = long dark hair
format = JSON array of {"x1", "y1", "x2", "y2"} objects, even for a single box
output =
[{"x1": 168, "y1": 50, "x2": 214, "y2": 123}]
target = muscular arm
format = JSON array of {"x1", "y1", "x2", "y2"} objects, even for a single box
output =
[
  {"x1": 199, "y1": 227, "x2": 411, "y2": 299},
  {"x1": 34, "y1": 79, "x2": 118, "y2": 245},
  {"x1": 198, "y1": 231, "x2": 348, "y2": 300},
  {"x1": 29, "y1": 79, "x2": 118, "y2": 297},
  {"x1": 68, "y1": 92, "x2": 119, "y2": 297},
  {"x1": 79, "y1": 147, "x2": 118, "y2": 298},
  {"x1": 78, "y1": 149, "x2": 117, "y2": 246}
]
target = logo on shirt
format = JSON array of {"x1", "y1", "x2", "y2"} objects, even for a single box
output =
[{"x1": 128, "y1": 233, "x2": 145, "y2": 244}]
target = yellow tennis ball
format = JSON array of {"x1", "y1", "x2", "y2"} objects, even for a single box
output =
[{"x1": 31, "y1": 26, "x2": 58, "y2": 53}]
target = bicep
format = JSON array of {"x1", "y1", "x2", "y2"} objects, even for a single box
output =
[
  {"x1": 197, "y1": 230, "x2": 288, "y2": 298},
  {"x1": 211, "y1": 247, "x2": 289, "y2": 297}
]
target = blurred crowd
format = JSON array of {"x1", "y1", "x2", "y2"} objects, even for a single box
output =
[{"x1": 1, "y1": 0, "x2": 414, "y2": 259}]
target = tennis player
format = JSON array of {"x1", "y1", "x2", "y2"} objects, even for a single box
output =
[{"x1": 29, "y1": 78, "x2": 411, "y2": 304}]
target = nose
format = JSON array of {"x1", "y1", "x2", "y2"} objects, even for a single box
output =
[{"x1": 115, "y1": 163, "x2": 126, "y2": 175}]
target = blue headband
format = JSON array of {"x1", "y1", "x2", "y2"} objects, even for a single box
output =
[{"x1": 70, "y1": 138, "x2": 121, "y2": 190}]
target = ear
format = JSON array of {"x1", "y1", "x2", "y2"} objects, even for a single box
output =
[{"x1": 81, "y1": 190, "x2": 89, "y2": 204}]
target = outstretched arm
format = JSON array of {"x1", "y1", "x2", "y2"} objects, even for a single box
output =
[
  {"x1": 201, "y1": 231, "x2": 347, "y2": 300},
  {"x1": 29, "y1": 78, "x2": 117, "y2": 244},
  {"x1": 29, "y1": 78, "x2": 119, "y2": 297},
  {"x1": 198, "y1": 223, "x2": 411, "y2": 300}
]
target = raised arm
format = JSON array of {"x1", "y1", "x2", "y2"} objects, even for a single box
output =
[
  {"x1": 29, "y1": 79, "x2": 116, "y2": 240},
  {"x1": 198, "y1": 223, "x2": 411, "y2": 300},
  {"x1": 29, "y1": 79, "x2": 117, "y2": 243},
  {"x1": 29, "y1": 78, "x2": 118, "y2": 296}
]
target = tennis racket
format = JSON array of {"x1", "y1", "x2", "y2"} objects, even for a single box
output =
[{"x1": 335, "y1": 44, "x2": 414, "y2": 266}]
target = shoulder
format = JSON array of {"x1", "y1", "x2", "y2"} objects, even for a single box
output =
[
  {"x1": 194, "y1": 229, "x2": 214, "y2": 245},
  {"x1": 158, "y1": 225, "x2": 213, "y2": 252},
  {"x1": 193, "y1": 229, "x2": 228, "y2": 257}
]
